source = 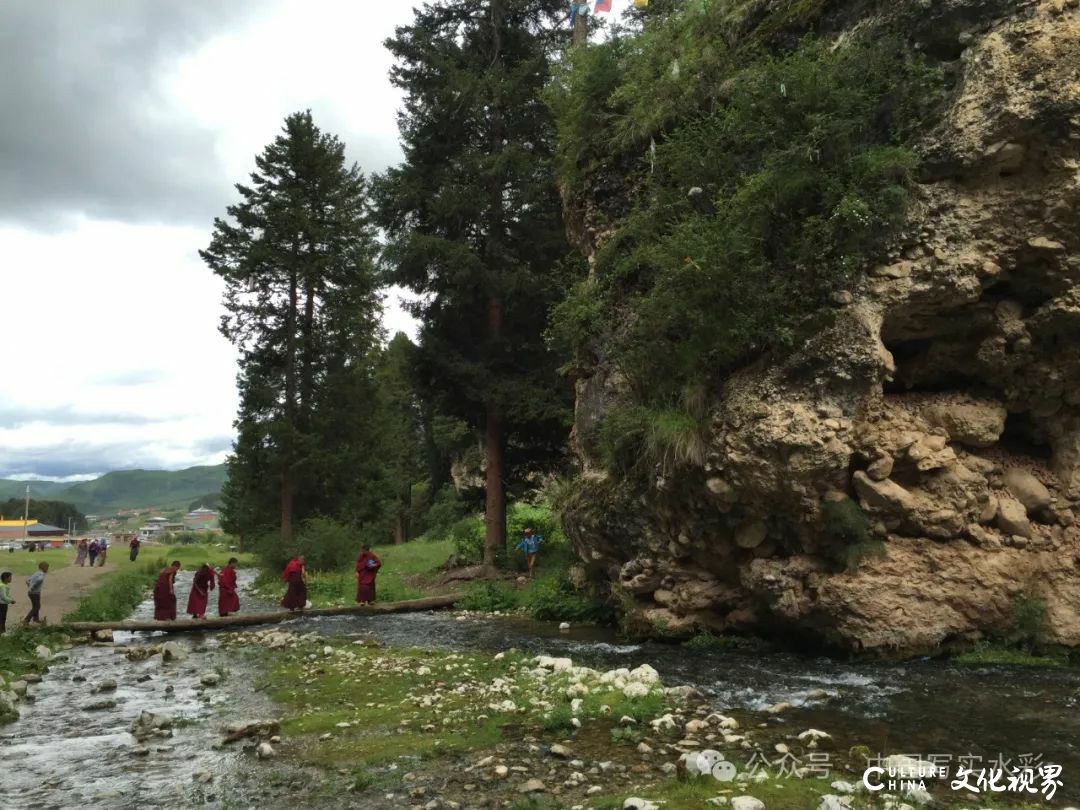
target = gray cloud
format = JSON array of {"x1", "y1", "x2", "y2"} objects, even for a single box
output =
[
  {"x1": 0, "y1": 0, "x2": 265, "y2": 229},
  {"x1": 0, "y1": 405, "x2": 165, "y2": 429},
  {"x1": 190, "y1": 434, "x2": 234, "y2": 456}
]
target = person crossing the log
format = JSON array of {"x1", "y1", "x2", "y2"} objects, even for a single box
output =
[
  {"x1": 186, "y1": 563, "x2": 216, "y2": 619},
  {"x1": 153, "y1": 561, "x2": 182, "y2": 620},
  {"x1": 515, "y1": 527, "x2": 545, "y2": 578},
  {"x1": 355, "y1": 544, "x2": 381, "y2": 605},
  {"x1": 129, "y1": 536, "x2": 141, "y2": 562},
  {"x1": 281, "y1": 555, "x2": 308, "y2": 612},
  {"x1": 217, "y1": 557, "x2": 240, "y2": 617}
]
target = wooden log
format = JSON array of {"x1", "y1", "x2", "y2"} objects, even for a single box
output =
[{"x1": 61, "y1": 593, "x2": 462, "y2": 634}]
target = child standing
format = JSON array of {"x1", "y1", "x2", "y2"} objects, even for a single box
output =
[
  {"x1": 23, "y1": 561, "x2": 48, "y2": 625},
  {"x1": 0, "y1": 571, "x2": 14, "y2": 633}
]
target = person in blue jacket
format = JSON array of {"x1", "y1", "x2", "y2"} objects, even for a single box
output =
[{"x1": 515, "y1": 527, "x2": 544, "y2": 578}]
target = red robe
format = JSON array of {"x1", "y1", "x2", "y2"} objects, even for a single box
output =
[
  {"x1": 217, "y1": 565, "x2": 240, "y2": 616},
  {"x1": 153, "y1": 568, "x2": 177, "y2": 620},
  {"x1": 355, "y1": 551, "x2": 381, "y2": 603},
  {"x1": 281, "y1": 560, "x2": 307, "y2": 610},
  {"x1": 186, "y1": 568, "x2": 216, "y2": 618}
]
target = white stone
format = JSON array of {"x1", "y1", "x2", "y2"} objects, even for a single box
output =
[
  {"x1": 818, "y1": 796, "x2": 854, "y2": 810},
  {"x1": 559, "y1": 622, "x2": 571, "y2": 631},
  {"x1": 622, "y1": 682, "x2": 650, "y2": 699},
  {"x1": 829, "y1": 780, "x2": 855, "y2": 794},
  {"x1": 623, "y1": 799, "x2": 659, "y2": 810},
  {"x1": 256, "y1": 742, "x2": 274, "y2": 759},
  {"x1": 34, "y1": 645, "x2": 52, "y2": 660},
  {"x1": 797, "y1": 728, "x2": 831, "y2": 742},
  {"x1": 628, "y1": 664, "x2": 660, "y2": 685},
  {"x1": 730, "y1": 797, "x2": 765, "y2": 810}
]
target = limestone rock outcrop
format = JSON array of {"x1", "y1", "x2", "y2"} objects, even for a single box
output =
[{"x1": 562, "y1": 0, "x2": 1080, "y2": 654}]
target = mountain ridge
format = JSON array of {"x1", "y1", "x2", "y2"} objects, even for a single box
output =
[{"x1": 0, "y1": 464, "x2": 227, "y2": 514}]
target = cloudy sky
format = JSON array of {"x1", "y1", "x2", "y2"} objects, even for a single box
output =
[{"x1": 0, "y1": 0, "x2": 632, "y2": 481}]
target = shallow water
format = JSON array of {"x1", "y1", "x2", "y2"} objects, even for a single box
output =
[{"x1": 4, "y1": 581, "x2": 1079, "y2": 806}]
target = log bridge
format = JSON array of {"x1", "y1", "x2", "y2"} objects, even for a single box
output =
[{"x1": 61, "y1": 593, "x2": 462, "y2": 634}]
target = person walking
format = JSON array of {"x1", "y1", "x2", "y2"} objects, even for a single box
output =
[
  {"x1": 185, "y1": 563, "x2": 216, "y2": 619},
  {"x1": 129, "y1": 536, "x2": 141, "y2": 562},
  {"x1": 97, "y1": 537, "x2": 108, "y2": 566},
  {"x1": 514, "y1": 528, "x2": 545, "y2": 578},
  {"x1": 87, "y1": 539, "x2": 99, "y2": 567},
  {"x1": 280, "y1": 556, "x2": 307, "y2": 612},
  {"x1": 0, "y1": 571, "x2": 14, "y2": 633},
  {"x1": 217, "y1": 558, "x2": 240, "y2": 617},
  {"x1": 74, "y1": 539, "x2": 88, "y2": 567},
  {"x1": 22, "y1": 561, "x2": 49, "y2": 625},
  {"x1": 153, "y1": 561, "x2": 182, "y2": 620},
  {"x1": 355, "y1": 544, "x2": 382, "y2": 605}
]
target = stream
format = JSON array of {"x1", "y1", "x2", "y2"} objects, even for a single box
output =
[{"x1": 3, "y1": 573, "x2": 1079, "y2": 808}]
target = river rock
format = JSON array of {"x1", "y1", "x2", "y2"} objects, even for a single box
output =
[
  {"x1": 494, "y1": 765, "x2": 508, "y2": 779},
  {"x1": 0, "y1": 691, "x2": 19, "y2": 723},
  {"x1": 83, "y1": 698, "x2": 117, "y2": 711},
  {"x1": 623, "y1": 800, "x2": 660, "y2": 810},
  {"x1": 518, "y1": 778, "x2": 546, "y2": 794},
  {"x1": 161, "y1": 642, "x2": 188, "y2": 663},
  {"x1": 830, "y1": 780, "x2": 856, "y2": 794},
  {"x1": 798, "y1": 729, "x2": 832, "y2": 742},
  {"x1": 622, "y1": 682, "x2": 650, "y2": 699},
  {"x1": 819, "y1": 796, "x2": 854, "y2": 810},
  {"x1": 35, "y1": 645, "x2": 52, "y2": 660},
  {"x1": 10, "y1": 680, "x2": 27, "y2": 697},
  {"x1": 628, "y1": 664, "x2": 660, "y2": 684},
  {"x1": 559, "y1": 622, "x2": 571, "y2": 631},
  {"x1": 93, "y1": 629, "x2": 114, "y2": 642},
  {"x1": 256, "y1": 742, "x2": 275, "y2": 759},
  {"x1": 200, "y1": 673, "x2": 221, "y2": 687},
  {"x1": 764, "y1": 702, "x2": 792, "y2": 714},
  {"x1": 549, "y1": 743, "x2": 573, "y2": 758},
  {"x1": 93, "y1": 678, "x2": 117, "y2": 693},
  {"x1": 730, "y1": 797, "x2": 765, "y2": 810},
  {"x1": 23, "y1": 674, "x2": 42, "y2": 684}
]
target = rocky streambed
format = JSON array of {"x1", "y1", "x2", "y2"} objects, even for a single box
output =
[{"x1": 2, "y1": 575, "x2": 1080, "y2": 809}]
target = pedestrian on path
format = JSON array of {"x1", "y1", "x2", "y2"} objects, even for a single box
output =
[
  {"x1": 88, "y1": 540, "x2": 99, "y2": 567},
  {"x1": 129, "y1": 536, "x2": 141, "y2": 562},
  {"x1": 515, "y1": 527, "x2": 545, "y2": 578},
  {"x1": 23, "y1": 561, "x2": 49, "y2": 625},
  {"x1": 0, "y1": 571, "x2": 14, "y2": 633},
  {"x1": 74, "y1": 539, "x2": 88, "y2": 567}
]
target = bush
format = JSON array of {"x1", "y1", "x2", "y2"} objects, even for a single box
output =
[
  {"x1": 251, "y1": 517, "x2": 360, "y2": 573},
  {"x1": 821, "y1": 498, "x2": 883, "y2": 571},
  {"x1": 548, "y1": 16, "x2": 945, "y2": 405},
  {"x1": 1012, "y1": 592, "x2": 1047, "y2": 652},
  {"x1": 458, "y1": 581, "x2": 520, "y2": 613},
  {"x1": 523, "y1": 574, "x2": 606, "y2": 622},
  {"x1": 448, "y1": 516, "x2": 485, "y2": 563}
]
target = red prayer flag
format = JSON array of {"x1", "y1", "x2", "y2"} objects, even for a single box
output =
[{"x1": 594, "y1": 0, "x2": 612, "y2": 11}]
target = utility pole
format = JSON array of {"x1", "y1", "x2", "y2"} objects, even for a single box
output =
[{"x1": 22, "y1": 483, "x2": 30, "y2": 547}]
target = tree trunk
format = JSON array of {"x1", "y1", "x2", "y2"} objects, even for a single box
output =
[
  {"x1": 483, "y1": 350, "x2": 506, "y2": 569},
  {"x1": 282, "y1": 267, "x2": 299, "y2": 544}
]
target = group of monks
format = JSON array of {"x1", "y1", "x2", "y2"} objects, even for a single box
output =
[
  {"x1": 279, "y1": 544, "x2": 382, "y2": 613},
  {"x1": 151, "y1": 545, "x2": 383, "y2": 622},
  {"x1": 152, "y1": 558, "x2": 240, "y2": 621}
]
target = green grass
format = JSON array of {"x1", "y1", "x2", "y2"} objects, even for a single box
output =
[
  {"x1": 0, "y1": 547, "x2": 74, "y2": 576},
  {"x1": 952, "y1": 643, "x2": 1068, "y2": 668}
]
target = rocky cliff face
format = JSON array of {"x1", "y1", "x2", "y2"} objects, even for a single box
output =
[{"x1": 564, "y1": 0, "x2": 1080, "y2": 654}]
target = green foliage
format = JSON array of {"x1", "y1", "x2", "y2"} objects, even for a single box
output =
[
  {"x1": 538, "y1": 705, "x2": 575, "y2": 732},
  {"x1": 62, "y1": 559, "x2": 162, "y2": 622},
  {"x1": 458, "y1": 580, "x2": 520, "y2": 613},
  {"x1": 821, "y1": 498, "x2": 883, "y2": 571},
  {"x1": 448, "y1": 516, "x2": 486, "y2": 564},
  {"x1": 549, "y1": 12, "x2": 945, "y2": 405},
  {"x1": 594, "y1": 394, "x2": 709, "y2": 475},
  {"x1": 1012, "y1": 592, "x2": 1048, "y2": 651},
  {"x1": 350, "y1": 772, "x2": 374, "y2": 792},
  {"x1": 523, "y1": 573, "x2": 605, "y2": 622},
  {"x1": 0, "y1": 498, "x2": 86, "y2": 532},
  {"x1": 683, "y1": 629, "x2": 724, "y2": 653},
  {"x1": 252, "y1": 517, "x2": 360, "y2": 573}
]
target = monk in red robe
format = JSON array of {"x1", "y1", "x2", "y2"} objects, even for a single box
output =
[
  {"x1": 281, "y1": 556, "x2": 307, "y2": 611},
  {"x1": 186, "y1": 563, "x2": 216, "y2": 619},
  {"x1": 217, "y1": 557, "x2": 240, "y2": 617},
  {"x1": 153, "y1": 561, "x2": 182, "y2": 620},
  {"x1": 355, "y1": 544, "x2": 381, "y2": 604}
]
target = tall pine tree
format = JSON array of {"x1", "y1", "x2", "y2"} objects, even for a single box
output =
[
  {"x1": 202, "y1": 111, "x2": 381, "y2": 545},
  {"x1": 375, "y1": 1, "x2": 574, "y2": 568}
]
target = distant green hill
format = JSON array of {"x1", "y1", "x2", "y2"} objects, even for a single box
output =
[
  {"x1": 0, "y1": 465, "x2": 228, "y2": 515},
  {"x1": 0, "y1": 479, "x2": 74, "y2": 502}
]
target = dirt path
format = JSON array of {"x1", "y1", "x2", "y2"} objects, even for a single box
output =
[{"x1": 24, "y1": 556, "x2": 120, "y2": 624}]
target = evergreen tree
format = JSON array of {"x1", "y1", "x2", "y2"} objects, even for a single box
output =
[
  {"x1": 374, "y1": 332, "x2": 425, "y2": 544},
  {"x1": 202, "y1": 111, "x2": 381, "y2": 545},
  {"x1": 375, "y1": 0, "x2": 574, "y2": 568}
]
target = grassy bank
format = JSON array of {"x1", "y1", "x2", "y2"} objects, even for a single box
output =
[{"x1": 0, "y1": 547, "x2": 74, "y2": 576}]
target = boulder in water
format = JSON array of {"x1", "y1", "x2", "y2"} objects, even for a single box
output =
[
  {"x1": 161, "y1": 642, "x2": 188, "y2": 663},
  {"x1": 34, "y1": 645, "x2": 52, "y2": 660},
  {"x1": 93, "y1": 679, "x2": 117, "y2": 693},
  {"x1": 256, "y1": 742, "x2": 275, "y2": 759},
  {"x1": 83, "y1": 698, "x2": 118, "y2": 711}
]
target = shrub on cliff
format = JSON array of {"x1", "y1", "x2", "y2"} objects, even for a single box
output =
[
  {"x1": 821, "y1": 498, "x2": 883, "y2": 572},
  {"x1": 548, "y1": 5, "x2": 945, "y2": 411}
]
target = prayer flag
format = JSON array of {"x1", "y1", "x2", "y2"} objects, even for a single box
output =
[{"x1": 595, "y1": 0, "x2": 613, "y2": 11}]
